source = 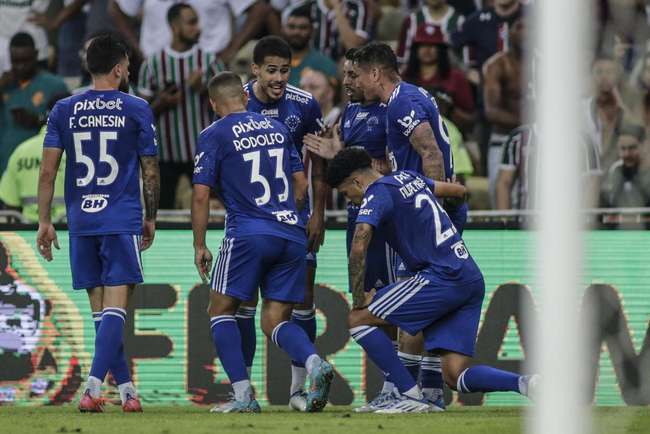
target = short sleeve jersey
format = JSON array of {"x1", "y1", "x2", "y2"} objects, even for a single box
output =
[
  {"x1": 192, "y1": 111, "x2": 306, "y2": 244},
  {"x1": 355, "y1": 170, "x2": 481, "y2": 284},
  {"x1": 386, "y1": 82, "x2": 454, "y2": 181},
  {"x1": 43, "y1": 90, "x2": 157, "y2": 235},
  {"x1": 340, "y1": 101, "x2": 387, "y2": 160}
]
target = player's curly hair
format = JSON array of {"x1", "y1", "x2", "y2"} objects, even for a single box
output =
[
  {"x1": 326, "y1": 147, "x2": 372, "y2": 188},
  {"x1": 352, "y1": 42, "x2": 399, "y2": 74}
]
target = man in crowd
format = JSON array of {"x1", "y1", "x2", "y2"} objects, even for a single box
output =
[
  {"x1": 283, "y1": 4, "x2": 338, "y2": 87},
  {"x1": 300, "y1": 68, "x2": 340, "y2": 128},
  {"x1": 0, "y1": 33, "x2": 69, "y2": 174},
  {"x1": 137, "y1": 3, "x2": 223, "y2": 209}
]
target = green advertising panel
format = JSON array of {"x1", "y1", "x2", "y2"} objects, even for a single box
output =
[{"x1": 0, "y1": 230, "x2": 648, "y2": 407}]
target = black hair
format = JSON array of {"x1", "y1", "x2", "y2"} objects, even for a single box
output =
[
  {"x1": 287, "y1": 3, "x2": 312, "y2": 22},
  {"x1": 326, "y1": 147, "x2": 372, "y2": 188},
  {"x1": 167, "y1": 3, "x2": 193, "y2": 25},
  {"x1": 9, "y1": 32, "x2": 35, "y2": 50},
  {"x1": 253, "y1": 36, "x2": 292, "y2": 65},
  {"x1": 403, "y1": 42, "x2": 451, "y2": 83},
  {"x1": 344, "y1": 48, "x2": 358, "y2": 61},
  {"x1": 47, "y1": 92, "x2": 71, "y2": 111},
  {"x1": 353, "y1": 42, "x2": 399, "y2": 74},
  {"x1": 619, "y1": 123, "x2": 646, "y2": 143},
  {"x1": 208, "y1": 71, "x2": 244, "y2": 99},
  {"x1": 86, "y1": 34, "x2": 129, "y2": 75}
]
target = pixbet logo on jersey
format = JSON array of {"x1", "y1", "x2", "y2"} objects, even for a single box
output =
[
  {"x1": 231, "y1": 117, "x2": 273, "y2": 138},
  {"x1": 80, "y1": 194, "x2": 109, "y2": 213},
  {"x1": 73, "y1": 98, "x2": 123, "y2": 115}
]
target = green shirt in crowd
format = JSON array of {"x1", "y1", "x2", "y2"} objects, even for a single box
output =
[
  {"x1": 0, "y1": 70, "x2": 69, "y2": 173},
  {"x1": 289, "y1": 49, "x2": 339, "y2": 87},
  {"x1": 443, "y1": 116, "x2": 473, "y2": 176},
  {"x1": 0, "y1": 126, "x2": 66, "y2": 222}
]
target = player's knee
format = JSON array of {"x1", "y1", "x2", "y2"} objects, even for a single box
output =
[{"x1": 442, "y1": 369, "x2": 460, "y2": 390}]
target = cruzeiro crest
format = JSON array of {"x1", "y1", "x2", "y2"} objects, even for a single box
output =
[{"x1": 284, "y1": 115, "x2": 302, "y2": 133}]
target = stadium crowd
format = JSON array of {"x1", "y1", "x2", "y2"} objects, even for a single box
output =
[{"x1": 1, "y1": 0, "x2": 650, "y2": 222}]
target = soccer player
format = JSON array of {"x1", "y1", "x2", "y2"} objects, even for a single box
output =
[
  {"x1": 191, "y1": 71, "x2": 333, "y2": 413},
  {"x1": 328, "y1": 147, "x2": 537, "y2": 413},
  {"x1": 353, "y1": 41, "x2": 469, "y2": 409},
  {"x1": 243, "y1": 36, "x2": 328, "y2": 410},
  {"x1": 303, "y1": 48, "x2": 401, "y2": 412},
  {"x1": 36, "y1": 34, "x2": 160, "y2": 413}
]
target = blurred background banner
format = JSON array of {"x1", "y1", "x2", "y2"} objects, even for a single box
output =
[{"x1": 0, "y1": 229, "x2": 648, "y2": 407}]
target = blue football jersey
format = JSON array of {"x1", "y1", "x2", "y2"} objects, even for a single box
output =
[
  {"x1": 355, "y1": 170, "x2": 480, "y2": 283},
  {"x1": 340, "y1": 101, "x2": 387, "y2": 159},
  {"x1": 386, "y1": 82, "x2": 454, "y2": 181},
  {"x1": 192, "y1": 111, "x2": 306, "y2": 244},
  {"x1": 43, "y1": 89, "x2": 157, "y2": 235},
  {"x1": 244, "y1": 82, "x2": 323, "y2": 155}
]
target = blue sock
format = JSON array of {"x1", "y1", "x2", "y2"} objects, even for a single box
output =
[
  {"x1": 398, "y1": 351, "x2": 421, "y2": 383},
  {"x1": 352, "y1": 326, "x2": 417, "y2": 394},
  {"x1": 210, "y1": 315, "x2": 248, "y2": 384},
  {"x1": 457, "y1": 365, "x2": 521, "y2": 393},
  {"x1": 289, "y1": 307, "x2": 316, "y2": 367},
  {"x1": 89, "y1": 308, "x2": 126, "y2": 381},
  {"x1": 420, "y1": 356, "x2": 443, "y2": 393},
  {"x1": 235, "y1": 306, "x2": 257, "y2": 371},
  {"x1": 271, "y1": 321, "x2": 317, "y2": 367},
  {"x1": 92, "y1": 312, "x2": 131, "y2": 385}
]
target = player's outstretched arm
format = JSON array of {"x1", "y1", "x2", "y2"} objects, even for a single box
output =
[
  {"x1": 349, "y1": 223, "x2": 374, "y2": 309},
  {"x1": 410, "y1": 122, "x2": 445, "y2": 181},
  {"x1": 433, "y1": 181, "x2": 467, "y2": 200},
  {"x1": 307, "y1": 154, "x2": 328, "y2": 253},
  {"x1": 36, "y1": 148, "x2": 63, "y2": 261},
  {"x1": 191, "y1": 184, "x2": 213, "y2": 284},
  {"x1": 303, "y1": 122, "x2": 344, "y2": 160},
  {"x1": 140, "y1": 155, "x2": 160, "y2": 251}
]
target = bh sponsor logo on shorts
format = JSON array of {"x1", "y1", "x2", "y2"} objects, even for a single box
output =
[
  {"x1": 273, "y1": 210, "x2": 299, "y2": 225},
  {"x1": 81, "y1": 194, "x2": 109, "y2": 213}
]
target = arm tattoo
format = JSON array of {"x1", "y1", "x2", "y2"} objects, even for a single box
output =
[
  {"x1": 140, "y1": 155, "x2": 160, "y2": 220},
  {"x1": 349, "y1": 223, "x2": 373, "y2": 308},
  {"x1": 410, "y1": 122, "x2": 444, "y2": 181}
]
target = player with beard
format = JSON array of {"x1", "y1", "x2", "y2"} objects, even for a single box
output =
[
  {"x1": 241, "y1": 36, "x2": 327, "y2": 412},
  {"x1": 37, "y1": 34, "x2": 160, "y2": 413}
]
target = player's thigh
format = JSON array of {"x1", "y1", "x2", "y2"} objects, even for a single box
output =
[
  {"x1": 348, "y1": 307, "x2": 392, "y2": 329},
  {"x1": 422, "y1": 278, "x2": 485, "y2": 360},
  {"x1": 208, "y1": 291, "x2": 241, "y2": 317},
  {"x1": 211, "y1": 236, "x2": 267, "y2": 302},
  {"x1": 367, "y1": 274, "x2": 469, "y2": 337},
  {"x1": 102, "y1": 284, "x2": 134, "y2": 310},
  {"x1": 261, "y1": 239, "x2": 306, "y2": 305},
  {"x1": 69, "y1": 235, "x2": 103, "y2": 290},
  {"x1": 260, "y1": 298, "x2": 294, "y2": 336},
  {"x1": 398, "y1": 329, "x2": 424, "y2": 354},
  {"x1": 98, "y1": 234, "x2": 143, "y2": 287}
]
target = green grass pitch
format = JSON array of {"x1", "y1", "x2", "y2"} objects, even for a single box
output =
[{"x1": 2, "y1": 406, "x2": 649, "y2": 434}]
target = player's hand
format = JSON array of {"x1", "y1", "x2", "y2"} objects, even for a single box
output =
[
  {"x1": 157, "y1": 87, "x2": 182, "y2": 109},
  {"x1": 194, "y1": 246, "x2": 213, "y2": 284},
  {"x1": 36, "y1": 223, "x2": 59, "y2": 262},
  {"x1": 140, "y1": 219, "x2": 156, "y2": 251},
  {"x1": 188, "y1": 69, "x2": 204, "y2": 93},
  {"x1": 303, "y1": 133, "x2": 341, "y2": 160},
  {"x1": 306, "y1": 213, "x2": 325, "y2": 254}
]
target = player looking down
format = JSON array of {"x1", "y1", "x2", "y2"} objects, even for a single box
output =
[
  {"x1": 328, "y1": 147, "x2": 537, "y2": 413},
  {"x1": 36, "y1": 34, "x2": 161, "y2": 413},
  {"x1": 191, "y1": 71, "x2": 334, "y2": 413}
]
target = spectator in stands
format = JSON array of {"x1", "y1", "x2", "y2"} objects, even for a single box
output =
[
  {"x1": 626, "y1": 51, "x2": 650, "y2": 123},
  {"x1": 0, "y1": 0, "x2": 49, "y2": 73},
  {"x1": 396, "y1": 0, "x2": 465, "y2": 65},
  {"x1": 283, "y1": 4, "x2": 339, "y2": 87},
  {"x1": 402, "y1": 23, "x2": 475, "y2": 132},
  {"x1": 0, "y1": 94, "x2": 69, "y2": 223},
  {"x1": 282, "y1": 0, "x2": 371, "y2": 61},
  {"x1": 452, "y1": 0, "x2": 523, "y2": 86},
  {"x1": 601, "y1": 125, "x2": 650, "y2": 208},
  {"x1": 137, "y1": 3, "x2": 224, "y2": 209},
  {"x1": 300, "y1": 68, "x2": 340, "y2": 128},
  {"x1": 0, "y1": 33, "x2": 69, "y2": 175},
  {"x1": 495, "y1": 124, "x2": 536, "y2": 210},
  {"x1": 109, "y1": 0, "x2": 275, "y2": 64},
  {"x1": 401, "y1": 0, "x2": 477, "y2": 16},
  {"x1": 584, "y1": 56, "x2": 637, "y2": 174},
  {"x1": 482, "y1": 15, "x2": 525, "y2": 207}
]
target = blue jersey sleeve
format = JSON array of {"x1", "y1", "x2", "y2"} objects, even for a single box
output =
[
  {"x1": 388, "y1": 93, "x2": 428, "y2": 139},
  {"x1": 43, "y1": 102, "x2": 64, "y2": 149},
  {"x1": 136, "y1": 103, "x2": 158, "y2": 156},
  {"x1": 355, "y1": 183, "x2": 393, "y2": 228},
  {"x1": 192, "y1": 129, "x2": 221, "y2": 188},
  {"x1": 305, "y1": 98, "x2": 324, "y2": 135}
]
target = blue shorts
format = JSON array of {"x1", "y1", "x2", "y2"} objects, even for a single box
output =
[
  {"x1": 368, "y1": 274, "x2": 485, "y2": 357},
  {"x1": 69, "y1": 234, "x2": 143, "y2": 290},
  {"x1": 211, "y1": 235, "x2": 306, "y2": 304},
  {"x1": 346, "y1": 205, "x2": 397, "y2": 291}
]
